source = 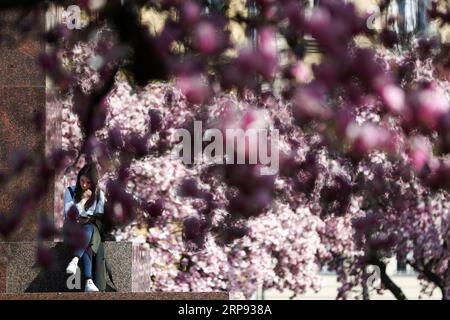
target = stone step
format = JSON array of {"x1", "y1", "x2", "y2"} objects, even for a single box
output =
[
  {"x1": 0, "y1": 292, "x2": 229, "y2": 300},
  {"x1": 0, "y1": 241, "x2": 152, "y2": 293}
]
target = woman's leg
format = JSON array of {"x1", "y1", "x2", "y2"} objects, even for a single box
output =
[
  {"x1": 78, "y1": 224, "x2": 100, "y2": 292},
  {"x1": 66, "y1": 222, "x2": 94, "y2": 277},
  {"x1": 81, "y1": 251, "x2": 93, "y2": 279},
  {"x1": 75, "y1": 223, "x2": 94, "y2": 277},
  {"x1": 72, "y1": 223, "x2": 93, "y2": 255}
]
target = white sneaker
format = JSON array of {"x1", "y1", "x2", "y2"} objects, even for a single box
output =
[
  {"x1": 85, "y1": 279, "x2": 100, "y2": 292},
  {"x1": 66, "y1": 257, "x2": 79, "y2": 275}
]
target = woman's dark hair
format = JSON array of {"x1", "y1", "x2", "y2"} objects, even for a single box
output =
[{"x1": 74, "y1": 162, "x2": 100, "y2": 210}]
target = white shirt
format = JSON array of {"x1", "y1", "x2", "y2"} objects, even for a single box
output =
[{"x1": 64, "y1": 185, "x2": 105, "y2": 218}]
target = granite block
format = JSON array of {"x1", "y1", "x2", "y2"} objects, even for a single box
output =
[
  {"x1": 0, "y1": 169, "x2": 37, "y2": 241},
  {"x1": 46, "y1": 95, "x2": 63, "y2": 233},
  {"x1": 0, "y1": 10, "x2": 45, "y2": 86},
  {"x1": 6, "y1": 241, "x2": 72, "y2": 293},
  {"x1": 104, "y1": 241, "x2": 133, "y2": 292},
  {"x1": 2, "y1": 241, "x2": 148, "y2": 293},
  {"x1": 0, "y1": 241, "x2": 230, "y2": 298},
  {"x1": 0, "y1": 243, "x2": 8, "y2": 293},
  {"x1": 0, "y1": 165, "x2": 54, "y2": 242},
  {"x1": 0, "y1": 8, "x2": 49, "y2": 242},
  {"x1": 0, "y1": 86, "x2": 46, "y2": 167}
]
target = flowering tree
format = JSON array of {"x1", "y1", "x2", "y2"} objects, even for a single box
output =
[{"x1": 1, "y1": 0, "x2": 450, "y2": 299}]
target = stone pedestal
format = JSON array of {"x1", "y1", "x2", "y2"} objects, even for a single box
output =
[
  {"x1": 0, "y1": 241, "x2": 229, "y2": 299},
  {"x1": 0, "y1": 241, "x2": 148, "y2": 293}
]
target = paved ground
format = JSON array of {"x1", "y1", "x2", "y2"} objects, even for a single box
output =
[
  {"x1": 0, "y1": 292, "x2": 229, "y2": 300},
  {"x1": 254, "y1": 275, "x2": 441, "y2": 300}
]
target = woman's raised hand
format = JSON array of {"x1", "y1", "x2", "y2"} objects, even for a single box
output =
[{"x1": 82, "y1": 189, "x2": 92, "y2": 200}]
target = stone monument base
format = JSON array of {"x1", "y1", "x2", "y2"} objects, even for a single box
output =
[{"x1": 1, "y1": 241, "x2": 151, "y2": 293}]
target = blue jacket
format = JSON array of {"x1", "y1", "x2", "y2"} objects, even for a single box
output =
[{"x1": 63, "y1": 185, "x2": 105, "y2": 218}]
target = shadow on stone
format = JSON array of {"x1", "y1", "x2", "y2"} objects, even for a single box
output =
[
  {"x1": 25, "y1": 242, "x2": 73, "y2": 292},
  {"x1": 25, "y1": 242, "x2": 116, "y2": 293}
]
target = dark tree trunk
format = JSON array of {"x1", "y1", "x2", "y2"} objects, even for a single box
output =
[{"x1": 368, "y1": 258, "x2": 408, "y2": 300}]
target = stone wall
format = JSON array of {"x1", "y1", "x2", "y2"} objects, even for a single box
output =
[{"x1": 0, "y1": 9, "x2": 54, "y2": 241}]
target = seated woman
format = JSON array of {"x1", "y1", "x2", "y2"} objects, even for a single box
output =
[{"x1": 63, "y1": 162, "x2": 105, "y2": 292}]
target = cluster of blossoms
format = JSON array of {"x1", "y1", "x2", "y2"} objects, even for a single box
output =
[
  {"x1": 1, "y1": 0, "x2": 450, "y2": 299},
  {"x1": 55, "y1": 34, "x2": 439, "y2": 299},
  {"x1": 54, "y1": 22, "x2": 450, "y2": 298},
  {"x1": 58, "y1": 40, "x2": 328, "y2": 297}
]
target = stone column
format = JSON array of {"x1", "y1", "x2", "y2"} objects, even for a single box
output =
[{"x1": 0, "y1": 9, "x2": 52, "y2": 242}]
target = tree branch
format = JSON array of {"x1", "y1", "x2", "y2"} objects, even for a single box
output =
[
  {"x1": 407, "y1": 260, "x2": 446, "y2": 299},
  {"x1": 368, "y1": 257, "x2": 407, "y2": 300}
]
